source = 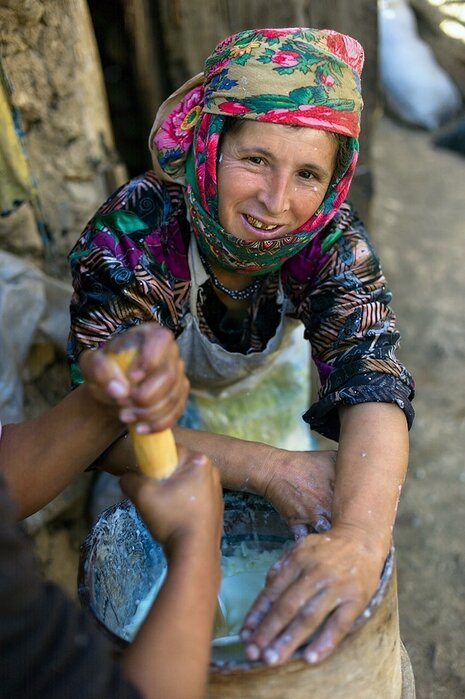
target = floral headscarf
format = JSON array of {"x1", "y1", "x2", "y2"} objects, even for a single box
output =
[{"x1": 150, "y1": 27, "x2": 364, "y2": 275}]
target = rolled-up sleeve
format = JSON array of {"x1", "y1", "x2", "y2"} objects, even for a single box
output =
[{"x1": 300, "y1": 207, "x2": 415, "y2": 441}]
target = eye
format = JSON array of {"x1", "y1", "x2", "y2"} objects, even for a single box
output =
[
  {"x1": 247, "y1": 156, "x2": 264, "y2": 165},
  {"x1": 298, "y1": 169, "x2": 315, "y2": 180}
]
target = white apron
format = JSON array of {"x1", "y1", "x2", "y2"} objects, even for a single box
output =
[
  {"x1": 176, "y1": 237, "x2": 316, "y2": 451},
  {"x1": 90, "y1": 237, "x2": 315, "y2": 521}
]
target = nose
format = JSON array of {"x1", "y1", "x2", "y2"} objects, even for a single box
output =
[{"x1": 257, "y1": 171, "x2": 291, "y2": 215}]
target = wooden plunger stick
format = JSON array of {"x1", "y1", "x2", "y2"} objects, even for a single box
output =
[
  {"x1": 108, "y1": 333, "x2": 228, "y2": 636},
  {"x1": 106, "y1": 335, "x2": 178, "y2": 480}
]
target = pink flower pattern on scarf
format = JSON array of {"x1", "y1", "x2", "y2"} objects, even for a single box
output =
[{"x1": 151, "y1": 27, "x2": 364, "y2": 274}]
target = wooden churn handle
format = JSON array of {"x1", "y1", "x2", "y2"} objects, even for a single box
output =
[{"x1": 106, "y1": 333, "x2": 178, "y2": 480}]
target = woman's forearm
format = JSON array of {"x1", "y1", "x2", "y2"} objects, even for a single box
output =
[
  {"x1": 0, "y1": 384, "x2": 124, "y2": 519},
  {"x1": 69, "y1": 423, "x2": 277, "y2": 493},
  {"x1": 173, "y1": 426, "x2": 275, "y2": 494},
  {"x1": 333, "y1": 402, "x2": 409, "y2": 560}
]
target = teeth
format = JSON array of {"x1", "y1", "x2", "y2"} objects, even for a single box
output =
[{"x1": 246, "y1": 214, "x2": 277, "y2": 230}]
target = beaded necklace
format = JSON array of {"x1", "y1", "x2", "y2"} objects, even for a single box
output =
[{"x1": 200, "y1": 253, "x2": 262, "y2": 301}]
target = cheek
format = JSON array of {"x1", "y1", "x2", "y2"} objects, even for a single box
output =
[
  {"x1": 294, "y1": 188, "x2": 326, "y2": 225},
  {"x1": 218, "y1": 166, "x2": 257, "y2": 207}
]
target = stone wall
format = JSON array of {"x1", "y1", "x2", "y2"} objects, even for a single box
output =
[{"x1": 0, "y1": 0, "x2": 126, "y2": 276}]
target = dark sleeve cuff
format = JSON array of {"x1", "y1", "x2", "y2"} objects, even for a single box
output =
[{"x1": 303, "y1": 373, "x2": 415, "y2": 442}]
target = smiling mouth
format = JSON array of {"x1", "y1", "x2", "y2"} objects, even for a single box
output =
[{"x1": 245, "y1": 214, "x2": 279, "y2": 231}]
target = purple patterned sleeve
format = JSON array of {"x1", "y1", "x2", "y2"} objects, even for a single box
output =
[
  {"x1": 67, "y1": 173, "x2": 191, "y2": 384},
  {"x1": 293, "y1": 204, "x2": 415, "y2": 440}
]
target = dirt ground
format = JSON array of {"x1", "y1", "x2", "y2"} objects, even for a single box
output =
[
  {"x1": 27, "y1": 113, "x2": 465, "y2": 698},
  {"x1": 371, "y1": 115, "x2": 465, "y2": 699}
]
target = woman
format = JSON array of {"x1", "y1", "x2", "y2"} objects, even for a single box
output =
[{"x1": 68, "y1": 28, "x2": 414, "y2": 666}]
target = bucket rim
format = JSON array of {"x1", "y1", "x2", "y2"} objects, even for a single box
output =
[{"x1": 78, "y1": 496, "x2": 395, "y2": 669}]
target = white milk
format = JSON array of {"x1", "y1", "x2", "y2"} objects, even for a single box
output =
[{"x1": 122, "y1": 542, "x2": 288, "y2": 662}]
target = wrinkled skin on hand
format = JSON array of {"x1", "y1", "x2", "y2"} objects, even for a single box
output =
[
  {"x1": 261, "y1": 449, "x2": 336, "y2": 537},
  {"x1": 240, "y1": 525, "x2": 386, "y2": 666}
]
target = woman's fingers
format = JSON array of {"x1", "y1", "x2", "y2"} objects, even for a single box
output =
[
  {"x1": 262, "y1": 449, "x2": 336, "y2": 532},
  {"x1": 118, "y1": 326, "x2": 188, "y2": 430},
  {"x1": 252, "y1": 589, "x2": 329, "y2": 665},
  {"x1": 244, "y1": 578, "x2": 365, "y2": 666},
  {"x1": 241, "y1": 540, "x2": 316, "y2": 643},
  {"x1": 243, "y1": 578, "x2": 330, "y2": 663},
  {"x1": 240, "y1": 530, "x2": 384, "y2": 666},
  {"x1": 290, "y1": 523, "x2": 309, "y2": 539},
  {"x1": 302, "y1": 601, "x2": 360, "y2": 664}
]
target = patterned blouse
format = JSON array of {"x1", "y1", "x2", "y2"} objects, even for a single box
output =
[{"x1": 68, "y1": 171, "x2": 414, "y2": 441}]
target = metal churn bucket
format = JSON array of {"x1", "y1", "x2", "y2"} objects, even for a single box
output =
[{"x1": 79, "y1": 491, "x2": 415, "y2": 699}]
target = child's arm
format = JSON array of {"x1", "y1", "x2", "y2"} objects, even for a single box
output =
[
  {"x1": 119, "y1": 448, "x2": 223, "y2": 699},
  {"x1": 0, "y1": 446, "x2": 220, "y2": 699},
  {"x1": 0, "y1": 383, "x2": 123, "y2": 519},
  {"x1": 240, "y1": 402, "x2": 408, "y2": 665},
  {"x1": 0, "y1": 323, "x2": 188, "y2": 519}
]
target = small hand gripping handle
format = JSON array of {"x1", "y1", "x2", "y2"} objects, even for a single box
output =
[{"x1": 106, "y1": 333, "x2": 178, "y2": 480}]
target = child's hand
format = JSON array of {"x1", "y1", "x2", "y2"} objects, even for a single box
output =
[
  {"x1": 119, "y1": 447, "x2": 223, "y2": 553},
  {"x1": 258, "y1": 449, "x2": 336, "y2": 536},
  {"x1": 79, "y1": 323, "x2": 189, "y2": 433},
  {"x1": 240, "y1": 525, "x2": 385, "y2": 666}
]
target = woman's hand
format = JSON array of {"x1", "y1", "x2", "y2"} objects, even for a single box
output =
[
  {"x1": 243, "y1": 403, "x2": 409, "y2": 666},
  {"x1": 240, "y1": 525, "x2": 386, "y2": 666},
  {"x1": 119, "y1": 446, "x2": 223, "y2": 554},
  {"x1": 259, "y1": 449, "x2": 336, "y2": 537},
  {"x1": 79, "y1": 322, "x2": 189, "y2": 434}
]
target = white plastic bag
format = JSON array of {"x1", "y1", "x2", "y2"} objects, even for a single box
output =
[
  {"x1": 0, "y1": 251, "x2": 72, "y2": 423},
  {"x1": 378, "y1": 0, "x2": 462, "y2": 129}
]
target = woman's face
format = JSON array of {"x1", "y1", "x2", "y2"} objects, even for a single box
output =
[{"x1": 217, "y1": 121, "x2": 338, "y2": 242}]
